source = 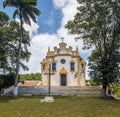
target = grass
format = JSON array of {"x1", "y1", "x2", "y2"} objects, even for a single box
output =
[{"x1": 0, "y1": 96, "x2": 120, "y2": 117}]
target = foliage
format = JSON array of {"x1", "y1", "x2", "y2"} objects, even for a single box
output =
[
  {"x1": 88, "y1": 49, "x2": 119, "y2": 88},
  {"x1": 0, "y1": 96, "x2": 120, "y2": 117},
  {"x1": 3, "y1": 73, "x2": 16, "y2": 88},
  {"x1": 86, "y1": 79, "x2": 101, "y2": 86},
  {"x1": 0, "y1": 73, "x2": 17, "y2": 91},
  {"x1": 0, "y1": 11, "x2": 9, "y2": 72},
  {"x1": 0, "y1": 11, "x2": 31, "y2": 73},
  {"x1": 109, "y1": 83, "x2": 120, "y2": 95},
  {"x1": 20, "y1": 73, "x2": 41, "y2": 83},
  {"x1": 115, "y1": 92, "x2": 120, "y2": 98},
  {"x1": 3, "y1": 0, "x2": 41, "y2": 26},
  {"x1": 0, "y1": 77, "x2": 4, "y2": 90},
  {"x1": 65, "y1": 0, "x2": 120, "y2": 91}
]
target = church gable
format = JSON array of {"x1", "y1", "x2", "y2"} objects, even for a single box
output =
[
  {"x1": 56, "y1": 42, "x2": 71, "y2": 54},
  {"x1": 47, "y1": 42, "x2": 79, "y2": 58}
]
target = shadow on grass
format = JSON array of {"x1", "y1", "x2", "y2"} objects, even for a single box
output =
[
  {"x1": 0, "y1": 96, "x2": 19, "y2": 103},
  {"x1": 0, "y1": 95, "x2": 120, "y2": 104},
  {"x1": 0, "y1": 95, "x2": 47, "y2": 103}
]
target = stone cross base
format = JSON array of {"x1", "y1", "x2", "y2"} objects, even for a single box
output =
[{"x1": 40, "y1": 96, "x2": 54, "y2": 103}]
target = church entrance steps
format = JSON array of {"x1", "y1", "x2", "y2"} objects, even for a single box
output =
[{"x1": 18, "y1": 86, "x2": 103, "y2": 96}]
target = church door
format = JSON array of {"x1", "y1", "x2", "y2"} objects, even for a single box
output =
[{"x1": 60, "y1": 74, "x2": 66, "y2": 86}]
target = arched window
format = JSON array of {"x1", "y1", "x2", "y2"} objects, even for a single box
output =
[
  {"x1": 42, "y1": 64, "x2": 46, "y2": 70},
  {"x1": 70, "y1": 60, "x2": 75, "y2": 71},
  {"x1": 81, "y1": 64, "x2": 84, "y2": 70},
  {"x1": 81, "y1": 64, "x2": 84, "y2": 75},
  {"x1": 70, "y1": 63, "x2": 75, "y2": 71},
  {"x1": 52, "y1": 63, "x2": 56, "y2": 71}
]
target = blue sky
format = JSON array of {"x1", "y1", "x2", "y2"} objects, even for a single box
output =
[
  {"x1": 0, "y1": 0, "x2": 62, "y2": 34},
  {"x1": 0, "y1": 0, "x2": 91, "y2": 79},
  {"x1": 37, "y1": 0, "x2": 63, "y2": 34}
]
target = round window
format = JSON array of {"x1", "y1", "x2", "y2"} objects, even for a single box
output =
[{"x1": 61, "y1": 59, "x2": 66, "y2": 64}]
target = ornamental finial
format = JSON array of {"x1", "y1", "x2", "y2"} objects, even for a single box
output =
[
  {"x1": 48, "y1": 46, "x2": 50, "y2": 52},
  {"x1": 76, "y1": 46, "x2": 78, "y2": 51}
]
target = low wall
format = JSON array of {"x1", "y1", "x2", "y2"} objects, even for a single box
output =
[{"x1": 18, "y1": 86, "x2": 104, "y2": 96}]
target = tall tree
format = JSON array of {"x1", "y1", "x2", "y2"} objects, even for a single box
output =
[
  {"x1": 0, "y1": 11, "x2": 31, "y2": 73},
  {"x1": 3, "y1": 0, "x2": 41, "y2": 96},
  {"x1": 65, "y1": 0, "x2": 120, "y2": 94},
  {"x1": 0, "y1": 11, "x2": 9, "y2": 73}
]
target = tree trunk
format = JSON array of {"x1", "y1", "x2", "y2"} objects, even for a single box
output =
[
  {"x1": 102, "y1": 76, "x2": 109, "y2": 97},
  {"x1": 13, "y1": 8, "x2": 23, "y2": 96}
]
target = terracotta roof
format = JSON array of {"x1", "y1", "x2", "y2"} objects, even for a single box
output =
[{"x1": 24, "y1": 80, "x2": 40, "y2": 86}]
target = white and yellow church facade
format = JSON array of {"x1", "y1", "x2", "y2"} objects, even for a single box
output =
[{"x1": 41, "y1": 41, "x2": 86, "y2": 86}]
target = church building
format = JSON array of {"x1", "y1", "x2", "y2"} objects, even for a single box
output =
[{"x1": 41, "y1": 40, "x2": 86, "y2": 86}]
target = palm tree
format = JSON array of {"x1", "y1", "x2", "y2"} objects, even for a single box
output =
[{"x1": 3, "y1": 0, "x2": 40, "y2": 96}]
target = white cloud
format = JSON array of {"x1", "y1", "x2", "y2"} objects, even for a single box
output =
[
  {"x1": 61, "y1": 1, "x2": 78, "y2": 26},
  {"x1": 23, "y1": 19, "x2": 39, "y2": 37},
  {"x1": 20, "y1": 0, "x2": 91, "y2": 79},
  {"x1": 20, "y1": 33, "x2": 59, "y2": 74},
  {"x1": 52, "y1": 0, "x2": 68, "y2": 8},
  {"x1": 15, "y1": 18, "x2": 39, "y2": 38}
]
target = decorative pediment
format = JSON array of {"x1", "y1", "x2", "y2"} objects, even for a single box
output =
[
  {"x1": 55, "y1": 42, "x2": 73, "y2": 55},
  {"x1": 46, "y1": 41, "x2": 80, "y2": 58},
  {"x1": 59, "y1": 67, "x2": 67, "y2": 74},
  {"x1": 70, "y1": 60, "x2": 75, "y2": 63}
]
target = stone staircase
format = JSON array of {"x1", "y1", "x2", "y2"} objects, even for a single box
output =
[{"x1": 18, "y1": 86, "x2": 104, "y2": 96}]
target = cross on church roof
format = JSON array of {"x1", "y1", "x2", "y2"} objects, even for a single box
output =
[{"x1": 61, "y1": 37, "x2": 64, "y2": 43}]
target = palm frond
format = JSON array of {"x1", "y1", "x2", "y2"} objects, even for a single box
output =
[
  {"x1": 22, "y1": 12, "x2": 31, "y2": 25},
  {"x1": 3, "y1": 0, "x2": 40, "y2": 25},
  {"x1": 13, "y1": 9, "x2": 19, "y2": 19},
  {"x1": 31, "y1": 7, "x2": 41, "y2": 16},
  {"x1": 3, "y1": 0, "x2": 20, "y2": 8},
  {"x1": 25, "y1": 0, "x2": 37, "y2": 6},
  {"x1": 27, "y1": 11, "x2": 37, "y2": 23}
]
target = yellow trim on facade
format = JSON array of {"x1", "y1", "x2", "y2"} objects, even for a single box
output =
[
  {"x1": 52, "y1": 60, "x2": 57, "y2": 63},
  {"x1": 59, "y1": 67, "x2": 67, "y2": 74},
  {"x1": 70, "y1": 70, "x2": 75, "y2": 73},
  {"x1": 84, "y1": 62, "x2": 86, "y2": 86},
  {"x1": 77, "y1": 58, "x2": 80, "y2": 86},
  {"x1": 46, "y1": 51, "x2": 80, "y2": 58},
  {"x1": 70, "y1": 60, "x2": 75, "y2": 63}
]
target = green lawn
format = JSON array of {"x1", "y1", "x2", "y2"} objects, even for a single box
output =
[{"x1": 0, "y1": 96, "x2": 120, "y2": 117}]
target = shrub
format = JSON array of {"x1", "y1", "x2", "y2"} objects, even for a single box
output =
[
  {"x1": 0, "y1": 73, "x2": 16, "y2": 91},
  {"x1": 0, "y1": 77, "x2": 4, "y2": 91},
  {"x1": 19, "y1": 73, "x2": 41, "y2": 83},
  {"x1": 3, "y1": 73, "x2": 15, "y2": 88},
  {"x1": 115, "y1": 92, "x2": 120, "y2": 98},
  {"x1": 86, "y1": 79, "x2": 101, "y2": 86},
  {"x1": 109, "y1": 83, "x2": 120, "y2": 98}
]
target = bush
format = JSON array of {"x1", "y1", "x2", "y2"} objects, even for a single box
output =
[
  {"x1": 3, "y1": 73, "x2": 15, "y2": 88},
  {"x1": 19, "y1": 73, "x2": 41, "y2": 83},
  {"x1": 86, "y1": 79, "x2": 101, "y2": 86},
  {"x1": 0, "y1": 78, "x2": 3, "y2": 86},
  {"x1": 115, "y1": 92, "x2": 120, "y2": 98},
  {"x1": 109, "y1": 83, "x2": 120, "y2": 98},
  {"x1": 0, "y1": 77, "x2": 4, "y2": 91},
  {"x1": 0, "y1": 73, "x2": 16, "y2": 91}
]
